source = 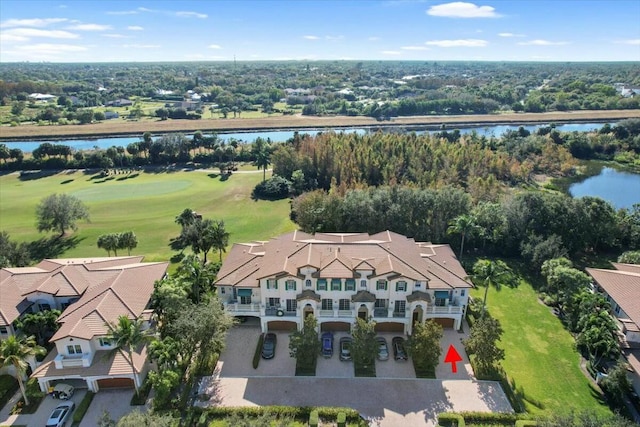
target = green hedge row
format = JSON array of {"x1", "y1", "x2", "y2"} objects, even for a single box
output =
[
  {"x1": 72, "y1": 391, "x2": 95, "y2": 424},
  {"x1": 190, "y1": 405, "x2": 362, "y2": 426},
  {"x1": 253, "y1": 334, "x2": 264, "y2": 369},
  {"x1": 438, "y1": 412, "x2": 536, "y2": 427}
]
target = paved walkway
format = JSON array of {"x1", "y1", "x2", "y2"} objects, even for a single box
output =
[{"x1": 196, "y1": 375, "x2": 513, "y2": 427}]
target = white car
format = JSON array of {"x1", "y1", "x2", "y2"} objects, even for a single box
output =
[{"x1": 46, "y1": 401, "x2": 75, "y2": 427}]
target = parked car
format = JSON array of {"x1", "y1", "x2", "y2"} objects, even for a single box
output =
[
  {"x1": 46, "y1": 401, "x2": 75, "y2": 427},
  {"x1": 261, "y1": 332, "x2": 277, "y2": 359},
  {"x1": 339, "y1": 336, "x2": 353, "y2": 361},
  {"x1": 321, "y1": 332, "x2": 334, "y2": 358},
  {"x1": 392, "y1": 336, "x2": 408, "y2": 361},
  {"x1": 376, "y1": 336, "x2": 389, "y2": 361},
  {"x1": 51, "y1": 383, "x2": 74, "y2": 400}
]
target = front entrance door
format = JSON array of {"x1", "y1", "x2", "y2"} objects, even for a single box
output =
[
  {"x1": 358, "y1": 304, "x2": 368, "y2": 319},
  {"x1": 304, "y1": 304, "x2": 314, "y2": 318}
]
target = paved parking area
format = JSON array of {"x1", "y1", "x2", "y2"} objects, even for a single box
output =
[
  {"x1": 218, "y1": 325, "x2": 296, "y2": 377},
  {"x1": 0, "y1": 388, "x2": 87, "y2": 427},
  {"x1": 316, "y1": 331, "x2": 353, "y2": 377},
  {"x1": 79, "y1": 389, "x2": 139, "y2": 427}
]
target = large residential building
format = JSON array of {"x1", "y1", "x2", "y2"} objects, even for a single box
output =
[
  {"x1": 0, "y1": 257, "x2": 168, "y2": 393},
  {"x1": 586, "y1": 263, "x2": 640, "y2": 394},
  {"x1": 215, "y1": 231, "x2": 472, "y2": 334}
]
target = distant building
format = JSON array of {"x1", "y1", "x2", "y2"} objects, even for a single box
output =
[{"x1": 105, "y1": 99, "x2": 133, "y2": 107}]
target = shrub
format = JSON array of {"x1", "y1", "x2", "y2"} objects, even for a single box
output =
[
  {"x1": 131, "y1": 377, "x2": 153, "y2": 406},
  {"x1": 309, "y1": 410, "x2": 319, "y2": 427},
  {"x1": 437, "y1": 413, "x2": 465, "y2": 427},
  {"x1": 0, "y1": 375, "x2": 19, "y2": 411},
  {"x1": 515, "y1": 421, "x2": 537, "y2": 427},
  {"x1": 11, "y1": 378, "x2": 44, "y2": 415},
  {"x1": 337, "y1": 411, "x2": 346, "y2": 427},
  {"x1": 253, "y1": 334, "x2": 264, "y2": 369},
  {"x1": 252, "y1": 175, "x2": 292, "y2": 199},
  {"x1": 72, "y1": 391, "x2": 94, "y2": 423}
]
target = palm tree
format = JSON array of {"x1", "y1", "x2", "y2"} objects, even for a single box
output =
[
  {"x1": 447, "y1": 214, "x2": 480, "y2": 260},
  {"x1": 470, "y1": 259, "x2": 516, "y2": 316},
  {"x1": 105, "y1": 316, "x2": 153, "y2": 394},
  {"x1": 0, "y1": 335, "x2": 45, "y2": 406},
  {"x1": 252, "y1": 138, "x2": 271, "y2": 182},
  {"x1": 211, "y1": 220, "x2": 230, "y2": 263},
  {"x1": 177, "y1": 254, "x2": 215, "y2": 303}
]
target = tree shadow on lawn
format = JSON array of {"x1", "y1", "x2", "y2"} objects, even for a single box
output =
[
  {"x1": 18, "y1": 170, "x2": 60, "y2": 181},
  {"x1": 29, "y1": 235, "x2": 84, "y2": 260},
  {"x1": 60, "y1": 179, "x2": 74, "y2": 184}
]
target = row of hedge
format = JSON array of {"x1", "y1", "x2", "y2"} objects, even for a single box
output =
[
  {"x1": 187, "y1": 405, "x2": 363, "y2": 426},
  {"x1": 438, "y1": 412, "x2": 537, "y2": 426},
  {"x1": 71, "y1": 391, "x2": 94, "y2": 426}
]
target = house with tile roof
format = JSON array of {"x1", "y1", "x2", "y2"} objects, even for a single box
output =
[
  {"x1": 586, "y1": 263, "x2": 640, "y2": 394},
  {"x1": 215, "y1": 231, "x2": 472, "y2": 334},
  {"x1": 0, "y1": 257, "x2": 168, "y2": 393}
]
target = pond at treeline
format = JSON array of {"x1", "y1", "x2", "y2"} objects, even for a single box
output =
[
  {"x1": 2, "y1": 122, "x2": 607, "y2": 153},
  {"x1": 569, "y1": 167, "x2": 640, "y2": 210}
]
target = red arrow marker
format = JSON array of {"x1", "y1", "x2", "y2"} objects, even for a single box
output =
[{"x1": 444, "y1": 345, "x2": 463, "y2": 373}]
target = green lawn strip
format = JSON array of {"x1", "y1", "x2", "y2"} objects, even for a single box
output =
[
  {"x1": 470, "y1": 275, "x2": 610, "y2": 416},
  {"x1": 354, "y1": 358, "x2": 376, "y2": 377},
  {"x1": 0, "y1": 170, "x2": 295, "y2": 262}
]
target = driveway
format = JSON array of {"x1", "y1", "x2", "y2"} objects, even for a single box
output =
[
  {"x1": 218, "y1": 325, "x2": 296, "y2": 377},
  {"x1": 196, "y1": 376, "x2": 513, "y2": 427},
  {"x1": 316, "y1": 332, "x2": 352, "y2": 378},
  {"x1": 79, "y1": 389, "x2": 141, "y2": 427},
  {"x1": 0, "y1": 388, "x2": 87, "y2": 427}
]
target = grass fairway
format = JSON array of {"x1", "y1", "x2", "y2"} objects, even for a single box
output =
[
  {"x1": 0, "y1": 169, "x2": 296, "y2": 262},
  {"x1": 471, "y1": 272, "x2": 610, "y2": 416}
]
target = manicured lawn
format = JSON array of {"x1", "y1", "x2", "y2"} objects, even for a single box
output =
[
  {"x1": 0, "y1": 169, "x2": 296, "y2": 262},
  {"x1": 470, "y1": 271, "x2": 610, "y2": 416}
]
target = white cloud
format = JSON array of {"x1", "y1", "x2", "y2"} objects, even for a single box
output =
[
  {"x1": 2, "y1": 28, "x2": 79, "y2": 39},
  {"x1": 425, "y1": 38, "x2": 488, "y2": 47},
  {"x1": 368, "y1": 36, "x2": 380, "y2": 41},
  {"x1": 106, "y1": 10, "x2": 139, "y2": 15},
  {"x1": 325, "y1": 35, "x2": 344, "y2": 41},
  {"x1": 498, "y1": 32, "x2": 525, "y2": 38},
  {"x1": 66, "y1": 24, "x2": 112, "y2": 31},
  {"x1": 128, "y1": 26, "x2": 144, "y2": 31},
  {"x1": 381, "y1": 50, "x2": 402, "y2": 55},
  {"x1": 0, "y1": 33, "x2": 28, "y2": 42},
  {"x1": 0, "y1": 18, "x2": 68, "y2": 28},
  {"x1": 614, "y1": 39, "x2": 640, "y2": 45},
  {"x1": 303, "y1": 35, "x2": 320, "y2": 40},
  {"x1": 518, "y1": 39, "x2": 569, "y2": 46},
  {"x1": 122, "y1": 44, "x2": 161, "y2": 48},
  {"x1": 427, "y1": 2, "x2": 500, "y2": 18},
  {"x1": 208, "y1": 44, "x2": 222, "y2": 49},
  {"x1": 20, "y1": 43, "x2": 87, "y2": 53},
  {"x1": 401, "y1": 46, "x2": 430, "y2": 50},
  {"x1": 102, "y1": 34, "x2": 128, "y2": 39},
  {"x1": 175, "y1": 11, "x2": 208, "y2": 18}
]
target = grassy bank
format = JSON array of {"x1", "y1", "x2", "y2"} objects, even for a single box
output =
[
  {"x1": 1, "y1": 110, "x2": 638, "y2": 141},
  {"x1": 470, "y1": 267, "x2": 611, "y2": 416},
  {"x1": 0, "y1": 168, "x2": 296, "y2": 262}
]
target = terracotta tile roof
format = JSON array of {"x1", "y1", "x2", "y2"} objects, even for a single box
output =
[
  {"x1": 215, "y1": 231, "x2": 471, "y2": 291},
  {"x1": 32, "y1": 344, "x2": 148, "y2": 379},
  {"x1": 0, "y1": 257, "x2": 167, "y2": 339},
  {"x1": 586, "y1": 265, "x2": 640, "y2": 330}
]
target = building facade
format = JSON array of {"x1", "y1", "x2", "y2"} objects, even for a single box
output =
[{"x1": 215, "y1": 231, "x2": 472, "y2": 334}]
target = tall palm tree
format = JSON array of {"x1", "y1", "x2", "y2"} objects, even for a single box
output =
[
  {"x1": 470, "y1": 259, "x2": 516, "y2": 316},
  {"x1": 0, "y1": 335, "x2": 45, "y2": 406},
  {"x1": 211, "y1": 220, "x2": 230, "y2": 263},
  {"x1": 252, "y1": 138, "x2": 271, "y2": 182},
  {"x1": 447, "y1": 214, "x2": 480, "y2": 260},
  {"x1": 177, "y1": 254, "x2": 215, "y2": 303},
  {"x1": 105, "y1": 316, "x2": 153, "y2": 394}
]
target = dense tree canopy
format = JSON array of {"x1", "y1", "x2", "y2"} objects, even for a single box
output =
[{"x1": 36, "y1": 193, "x2": 90, "y2": 236}]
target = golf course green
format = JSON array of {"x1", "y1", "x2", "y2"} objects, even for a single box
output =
[{"x1": 0, "y1": 168, "x2": 296, "y2": 262}]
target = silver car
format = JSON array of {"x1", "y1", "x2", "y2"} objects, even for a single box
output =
[
  {"x1": 376, "y1": 336, "x2": 389, "y2": 361},
  {"x1": 46, "y1": 401, "x2": 75, "y2": 427}
]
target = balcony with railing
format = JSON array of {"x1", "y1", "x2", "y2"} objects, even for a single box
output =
[
  {"x1": 373, "y1": 308, "x2": 389, "y2": 318},
  {"x1": 425, "y1": 305, "x2": 462, "y2": 314},
  {"x1": 223, "y1": 301, "x2": 261, "y2": 314},
  {"x1": 54, "y1": 352, "x2": 93, "y2": 369},
  {"x1": 393, "y1": 311, "x2": 407, "y2": 318}
]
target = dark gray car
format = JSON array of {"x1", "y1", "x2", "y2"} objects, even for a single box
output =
[{"x1": 261, "y1": 332, "x2": 277, "y2": 359}]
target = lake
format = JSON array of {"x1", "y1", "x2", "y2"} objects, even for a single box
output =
[
  {"x1": 2, "y1": 122, "x2": 607, "y2": 153},
  {"x1": 569, "y1": 167, "x2": 640, "y2": 209}
]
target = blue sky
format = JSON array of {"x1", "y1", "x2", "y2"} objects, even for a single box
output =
[{"x1": 1, "y1": 0, "x2": 639, "y2": 62}]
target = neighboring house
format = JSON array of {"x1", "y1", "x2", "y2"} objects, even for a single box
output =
[
  {"x1": 0, "y1": 257, "x2": 168, "y2": 393},
  {"x1": 215, "y1": 231, "x2": 472, "y2": 334},
  {"x1": 28, "y1": 93, "x2": 55, "y2": 102},
  {"x1": 105, "y1": 99, "x2": 133, "y2": 107},
  {"x1": 104, "y1": 111, "x2": 119, "y2": 120},
  {"x1": 170, "y1": 100, "x2": 201, "y2": 111},
  {"x1": 586, "y1": 263, "x2": 640, "y2": 394}
]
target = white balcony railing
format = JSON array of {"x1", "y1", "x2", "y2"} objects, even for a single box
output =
[
  {"x1": 318, "y1": 310, "x2": 334, "y2": 317},
  {"x1": 426, "y1": 305, "x2": 462, "y2": 314},
  {"x1": 54, "y1": 352, "x2": 93, "y2": 369},
  {"x1": 224, "y1": 302, "x2": 261, "y2": 313},
  {"x1": 337, "y1": 310, "x2": 353, "y2": 317}
]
